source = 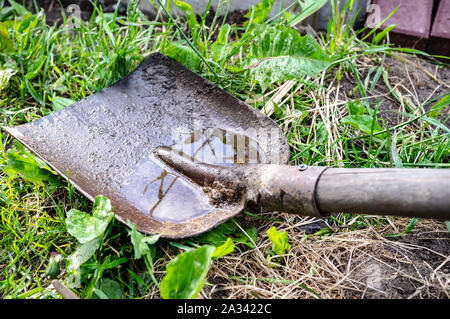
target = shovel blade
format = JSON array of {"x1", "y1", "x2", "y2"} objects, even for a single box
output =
[{"x1": 3, "y1": 53, "x2": 289, "y2": 238}]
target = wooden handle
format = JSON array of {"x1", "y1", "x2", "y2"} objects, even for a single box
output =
[{"x1": 315, "y1": 168, "x2": 450, "y2": 219}]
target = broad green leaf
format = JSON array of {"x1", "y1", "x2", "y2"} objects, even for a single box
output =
[
  {"x1": 128, "y1": 224, "x2": 159, "y2": 287},
  {"x1": 67, "y1": 238, "x2": 102, "y2": 269},
  {"x1": 341, "y1": 114, "x2": 381, "y2": 135},
  {"x1": 244, "y1": 0, "x2": 276, "y2": 26},
  {"x1": 212, "y1": 237, "x2": 235, "y2": 260},
  {"x1": 196, "y1": 228, "x2": 227, "y2": 246},
  {"x1": 65, "y1": 208, "x2": 103, "y2": 243},
  {"x1": 210, "y1": 23, "x2": 232, "y2": 62},
  {"x1": 287, "y1": 0, "x2": 327, "y2": 27},
  {"x1": 196, "y1": 219, "x2": 257, "y2": 249},
  {"x1": 52, "y1": 96, "x2": 75, "y2": 112},
  {"x1": 12, "y1": 141, "x2": 54, "y2": 171},
  {"x1": 92, "y1": 288, "x2": 109, "y2": 299},
  {"x1": 65, "y1": 195, "x2": 114, "y2": 244},
  {"x1": 215, "y1": 219, "x2": 241, "y2": 234},
  {"x1": 128, "y1": 223, "x2": 160, "y2": 259},
  {"x1": 66, "y1": 236, "x2": 103, "y2": 287},
  {"x1": 347, "y1": 100, "x2": 366, "y2": 116},
  {"x1": 267, "y1": 226, "x2": 291, "y2": 256},
  {"x1": 91, "y1": 195, "x2": 114, "y2": 220},
  {"x1": 160, "y1": 245, "x2": 215, "y2": 299},
  {"x1": 2, "y1": 152, "x2": 53, "y2": 184},
  {"x1": 246, "y1": 25, "x2": 331, "y2": 90},
  {"x1": 165, "y1": 41, "x2": 201, "y2": 72},
  {"x1": 1, "y1": 141, "x2": 59, "y2": 185},
  {"x1": 128, "y1": 223, "x2": 160, "y2": 289},
  {"x1": 174, "y1": 1, "x2": 200, "y2": 41},
  {"x1": 95, "y1": 279, "x2": 125, "y2": 299}
]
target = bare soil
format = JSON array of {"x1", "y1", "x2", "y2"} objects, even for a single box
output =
[
  {"x1": 206, "y1": 215, "x2": 449, "y2": 299},
  {"x1": 338, "y1": 54, "x2": 450, "y2": 127}
]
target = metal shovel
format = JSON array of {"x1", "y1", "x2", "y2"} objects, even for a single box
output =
[{"x1": 3, "y1": 53, "x2": 450, "y2": 238}]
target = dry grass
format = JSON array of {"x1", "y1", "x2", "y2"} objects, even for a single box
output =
[{"x1": 201, "y1": 216, "x2": 449, "y2": 299}]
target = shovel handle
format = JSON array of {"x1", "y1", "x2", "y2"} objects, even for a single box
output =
[
  {"x1": 254, "y1": 166, "x2": 450, "y2": 220},
  {"x1": 315, "y1": 167, "x2": 450, "y2": 219}
]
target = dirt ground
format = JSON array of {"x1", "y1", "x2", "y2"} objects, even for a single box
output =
[
  {"x1": 27, "y1": 0, "x2": 125, "y2": 24},
  {"x1": 26, "y1": 0, "x2": 450, "y2": 299},
  {"x1": 337, "y1": 54, "x2": 450, "y2": 128},
  {"x1": 206, "y1": 215, "x2": 449, "y2": 299}
]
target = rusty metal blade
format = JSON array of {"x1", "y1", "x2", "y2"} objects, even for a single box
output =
[{"x1": 3, "y1": 52, "x2": 289, "y2": 238}]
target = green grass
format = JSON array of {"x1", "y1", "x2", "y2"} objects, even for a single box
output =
[{"x1": 0, "y1": 0, "x2": 449, "y2": 299}]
